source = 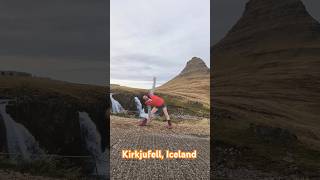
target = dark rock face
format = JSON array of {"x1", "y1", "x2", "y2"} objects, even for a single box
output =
[
  {"x1": 6, "y1": 99, "x2": 82, "y2": 155},
  {"x1": 0, "y1": 77, "x2": 108, "y2": 176},
  {"x1": 214, "y1": 0, "x2": 320, "y2": 56},
  {"x1": 113, "y1": 92, "x2": 145, "y2": 114},
  {"x1": 4, "y1": 96, "x2": 107, "y2": 155},
  {"x1": 179, "y1": 57, "x2": 209, "y2": 76},
  {"x1": 249, "y1": 123, "x2": 298, "y2": 145},
  {"x1": 0, "y1": 113, "x2": 7, "y2": 153}
]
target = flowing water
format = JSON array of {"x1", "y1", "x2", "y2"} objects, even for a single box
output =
[
  {"x1": 0, "y1": 99, "x2": 44, "y2": 161},
  {"x1": 134, "y1": 97, "x2": 148, "y2": 119},
  {"x1": 110, "y1": 94, "x2": 124, "y2": 113},
  {"x1": 79, "y1": 112, "x2": 107, "y2": 177}
]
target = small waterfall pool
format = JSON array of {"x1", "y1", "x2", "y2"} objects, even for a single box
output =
[
  {"x1": 79, "y1": 112, "x2": 107, "y2": 177},
  {"x1": 0, "y1": 99, "x2": 44, "y2": 161},
  {"x1": 110, "y1": 94, "x2": 124, "y2": 113}
]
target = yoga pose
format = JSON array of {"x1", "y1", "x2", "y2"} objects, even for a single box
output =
[{"x1": 139, "y1": 93, "x2": 172, "y2": 129}]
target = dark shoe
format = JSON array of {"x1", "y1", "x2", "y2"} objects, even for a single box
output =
[
  {"x1": 138, "y1": 118, "x2": 147, "y2": 126},
  {"x1": 165, "y1": 124, "x2": 173, "y2": 129}
]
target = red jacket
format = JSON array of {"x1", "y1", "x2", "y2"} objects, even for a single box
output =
[{"x1": 145, "y1": 94, "x2": 164, "y2": 107}]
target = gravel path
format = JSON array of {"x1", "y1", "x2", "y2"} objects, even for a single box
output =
[{"x1": 110, "y1": 116, "x2": 210, "y2": 180}]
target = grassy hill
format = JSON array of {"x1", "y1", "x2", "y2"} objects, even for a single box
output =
[
  {"x1": 111, "y1": 84, "x2": 209, "y2": 118},
  {"x1": 110, "y1": 57, "x2": 210, "y2": 117},
  {"x1": 0, "y1": 76, "x2": 106, "y2": 103},
  {"x1": 157, "y1": 57, "x2": 210, "y2": 107}
]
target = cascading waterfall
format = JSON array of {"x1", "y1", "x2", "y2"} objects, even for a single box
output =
[
  {"x1": 79, "y1": 112, "x2": 107, "y2": 177},
  {"x1": 0, "y1": 99, "x2": 44, "y2": 161},
  {"x1": 110, "y1": 94, "x2": 124, "y2": 113},
  {"x1": 134, "y1": 97, "x2": 148, "y2": 119}
]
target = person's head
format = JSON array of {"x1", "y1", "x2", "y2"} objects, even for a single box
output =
[{"x1": 143, "y1": 95, "x2": 149, "y2": 101}]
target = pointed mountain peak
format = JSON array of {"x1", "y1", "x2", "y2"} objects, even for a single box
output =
[
  {"x1": 214, "y1": 0, "x2": 320, "y2": 56},
  {"x1": 231, "y1": 0, "x2": 318, "y2": 32},
  {"x1": 179, "y1": 57, "x2": 209, "y2": 76}
]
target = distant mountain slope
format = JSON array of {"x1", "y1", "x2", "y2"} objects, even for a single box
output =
[
  {"x1": 212, "y1": 0, "x2": 320, "y2": 177},
  {"x1": 158, "y1": 57, "x2": 210, "y2": 106},
  {"x1": 0, "y1": 76, "x2": 106, "y2": 102},
  {"x1": 213, "y1": 0, "x2": 320, "y2": 58}
]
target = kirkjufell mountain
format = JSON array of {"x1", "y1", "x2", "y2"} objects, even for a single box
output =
[
  {"x1": 179, "y1": 57, "x2": 210, "y2": 76},
  {"x1": 212, "y1": 0, "x2": 320, "y2": 178},
  {"x1": 158, "y1": 57, "x2": 210, "y2": 105},
  {"x1": 213, "y1": 0, "x2": 320, "y2": 57}
]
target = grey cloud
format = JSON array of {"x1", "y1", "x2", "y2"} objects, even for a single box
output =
[
  {"x1": 111, "y1": 54, "x2": 177, "y2": 82},
  {"x1": 0, "y1": 0, "x2": 108, "y2": 85},
  {"x1": 0, "y1": 0, "x2": 108, "y2": 59}
]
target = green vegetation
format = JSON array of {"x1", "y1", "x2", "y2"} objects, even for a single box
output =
[
  {"x1": 111, "y1": 85, "x2": 210, "y2": 118},
  {"x1": 160, "y1": 93, "x2": 210, "y2": 117}
]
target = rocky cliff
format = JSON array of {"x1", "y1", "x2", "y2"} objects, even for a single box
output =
[
  {"x1": 0, "y1": 76, "x2": 107, "y2": 175},
  {"x1": 179, "y1": 57, "x2": 210, "y2": 76}
]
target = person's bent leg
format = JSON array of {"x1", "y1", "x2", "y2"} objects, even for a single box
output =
[
  {"x1": 162, "y1": 106, "x2": 172, "y2": 127},
  {"x1": 162, "y1": 106, "x2": 170, "y2": 120}
]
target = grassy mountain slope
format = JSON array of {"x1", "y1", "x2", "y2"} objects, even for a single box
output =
[
  {"x1": 212, "y1": 0, "x2": 320, "y2": 177},
  {"x1": 157, "y1": 57, "x2": 210, "y2": 107}
]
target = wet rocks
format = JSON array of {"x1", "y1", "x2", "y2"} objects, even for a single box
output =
[{"x1": 0, "y1": 113, "x2": 7, "y2": 153}]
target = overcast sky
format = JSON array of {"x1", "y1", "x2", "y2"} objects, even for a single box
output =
[
  {"x1": 1, "y1": 0, "x2": 318, "y2": 87},
  {"x1": 0, "y1": 0, "x2": 108, "y2": 85},
  {"x1": 212, "y1": 0, "x2": 320, "y2": 45},
  {"x1": 111, "y1": 0, "x2": 210, "y2": 89}
]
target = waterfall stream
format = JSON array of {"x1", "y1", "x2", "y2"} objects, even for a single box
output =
[
  {"x1": 110, "y1": 94, "x2": 124, "y2": 113},
  {"x1": 79, "y1": 112, "x2": 107, "y2": 177},
  {"x1": 134, "y1": 97, "x2": 148, "y2": 119},
  {"x1": 0, "y1": 99, "x2": 44, "y2": 161}
]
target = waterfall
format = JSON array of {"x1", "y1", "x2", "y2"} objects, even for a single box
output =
[
  {"x1": 78, "y1": 112, "x2": 107, "y2": 177},
  {"x1": 0, "y1": 99, "x2": 44, "y2": 161},
  {"x1": 110, "y1": 94, "x2": 124, "y2": 113},
  {"x1": 134, "y1": 97, "x2": 148, "y2": 119}
]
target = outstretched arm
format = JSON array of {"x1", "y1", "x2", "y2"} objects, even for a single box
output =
[
  {"x1": 148, "y1": 77, "x2": 156, "y2": 120},
  {"x1": 149, "y1": 77, "x2": 156, "y2": 95}
]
